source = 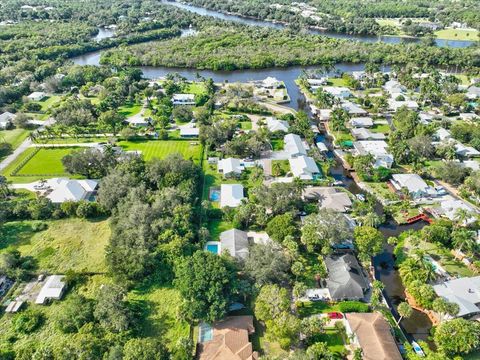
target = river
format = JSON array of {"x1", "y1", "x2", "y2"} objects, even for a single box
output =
[{"x1": 161, "y1": 0, "x2": 476, "y2": 49}]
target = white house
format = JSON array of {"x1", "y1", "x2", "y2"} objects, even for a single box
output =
[
  {"x1": 126, "y1": 117, "x2": 149, "y2": 127},
  {"x1": 289, "y1": 155, "x2": 320, "y2": 180},
  {"x1": 438, "y1": 199, "x2": 477, "y2": 224},
  {"x1": 262, "y1": 77, "x2": 282, "y2": 89},
  {"x1": 459, "y1": 113, "x2": 479, "y2": 121},
  {"x1": 323, "y1": 86, "x2": 351, "y2": 99},
  {"x1": 353, "y1": 141, "x2": 394, "y2": 168},
  {"x1": 434, "y1": 128, "x2": 451, "y2": 141},
  {"x1": 350, "y1": 117, "x2": 373, "y2": 128},
  {"x1": 218, "y1": 158, "x2": 244, "y2": 178},
  {"x1": 307, "y1": 78, "x2": 327, "y2": 87},
  {"x1": 45, "y1": 178, "x2": 98, "y2": 203},
  {"x1": 266, "y1": 117, "x2": 289, "y2": 133},
  {"x1": 388, "y1": 98, "x2": 419, "y2": 111},
  {"x1": 35, "y1": 275, "x2": 66, "y2": 304},
  {"x1": 0, "y1": 112, "x2": 15, "y2": 129},
  {"x1": 455, "y1": 143, "x2": 480, "y2": 158},
  {"x1": 351, "y1": 128, "x2": 386, "y2": 141},
  {"x1": 391, "y1": 174, "x2": 437, "y2": 199},
  {"x1": 316, "y1": 142, "x2": 328, "y2": 153},
  {"x1": 172, "y1": 94, "x2": 195, "y2": 106},
  {"x1": 27, "y1": 92, "x2": 47, "y2": 101},
  {"x1": 466, "y1": 86, "x2": 480, "y2": 100},
  {"x1": 220, "y1": 184, "x2": 244, "y2": 208},
  {"x1": 284, "y1": 133, "x2": 307, "y2": 158},
  {"x1": 383, "y1": 80, "x2": 406, "y2": 95},
  {"x1": 341, "y1": 101, "x2": 367, "y2": 116},
  {"x1": 179, "y1": 127, "x2": 200, "y2": 138},
  {"x1": 433, "y1": 276, "x2": 480, "y2": 320}
]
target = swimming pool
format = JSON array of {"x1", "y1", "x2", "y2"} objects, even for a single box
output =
[
  {"x1": 205, "y1": 242, "x2": 219, "y2": 254},
  {"x1": 209, "y1": 189, "x2": 220, "y2": 202},
  {"x1": 199, "y1": 323, "x2": 213, "y2": 343}
]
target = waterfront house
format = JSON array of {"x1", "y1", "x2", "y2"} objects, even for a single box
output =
[
  {"x1": 197, "y1": 316, "x2": 258, "y2": 360},
  {"x1": 323, "y1": 86, "x2": 351, "y2": 99},
  {"x1": 325, "y1": 253, "x2": 369, "y2": 301},
  {"x1": 436, "y1": 199, "x2": 477, "y2": 224},
  {"x1": 220, "y1": 184, "x2": 244, "y2": 208},
  {"x1": 218, "y1": 158, "x2": 244, "y2": 178},
  {"x1": 172, "y1": 93, "x2": 195, "y2": 106},
  {"x1": 353, "y1": 141, "x2": 394, "y2": 168},
  {"x1": 433, "y1": 276, "x2": 480, "y2": 320},
  {"x1": 345, "y1": 313, "x2": 402, "y2": 360},
  {"x1": 391, "y1": 174, "x2": 437, "y2": 200},
  {"x1": 262, "y1": 77, "x2": 282, "y2": 89},
  {"x1": 289, "y1": 155, "x2": 320, "y2": 180},
  {"x1": 302, "y1": 187, "x2": 352, "y2": 213},
  {"x1": 284, "y1": 133, "x2": 307, "y2": 158}
]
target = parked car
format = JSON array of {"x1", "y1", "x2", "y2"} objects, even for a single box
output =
[{"x1": 327, "y1": 312, "x2": 343, "y2": 319}]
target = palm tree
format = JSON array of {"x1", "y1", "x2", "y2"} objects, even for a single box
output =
[
  {"x1": 396, "y1": 302, "x2": 413, "y2": 325},
  {"x1": 452, "y1": 228, "x2": 476, "y2": 257}
]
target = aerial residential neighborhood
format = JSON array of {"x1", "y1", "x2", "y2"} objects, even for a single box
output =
[{"x1": 0, "y1": 0, "x2": 480, "y2": 359}]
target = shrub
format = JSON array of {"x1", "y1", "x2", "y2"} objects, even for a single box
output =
[
  {"x1": 31, "y1": 222, "x2": 48, "y2": 232},
  {"x1": 338, "y1": 301, "x2": 370, "y2": 313},
  {"x1": 13, "y1": 309, "x2": 44, "y2": 334}
]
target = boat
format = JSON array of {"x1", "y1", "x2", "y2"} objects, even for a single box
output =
[
  {"x1": 412, "y1": 341, "x2": 425, "y2": 357},
  {"x1": 356, "y1": 194, "x2": 366, "y2": 202},
  {"x1": 332, "y1": 180, "x2": 344, "y2": 186}
]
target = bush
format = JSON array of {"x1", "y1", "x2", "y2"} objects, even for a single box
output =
[
  {"x1": 31, "y1": 222, "x2": 48, "y2": 232},
  {"x1": 338, "y1": 301, "x2": 370, "y2": 313},
  {"x1": 76, "y1": 201, "x2": 101, "y2": 218},
  {"x1": 13, "y1": 309, "x2": 44, "y2": 334}
]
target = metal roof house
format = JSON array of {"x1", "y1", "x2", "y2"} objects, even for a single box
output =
[
  {"x1": 324, "y1": 253, "x2": 369, "y2": 301},
  {"x1": 391, "y1": 174, "x2": 437, "y2": 199},
  {"x1": 433, "y1": 276, "x2": 480, "y2": 319},
  {"x1": 218, "y1": 158, "x2": 244, "y2": 178},
  {"x1": 289, "y1": 155, "x2": 320, "y2": 180},
  {"x1": 350, "y1": 117, "x2": 374, "y2": 128},
  {"x1": 35, "y1": 275, "x2": 66, "y2": 304},
  {"x1": 220, "y1": 184, "x2": 244, "y2": 208},
  {"x1": 353, "y1": 141, "x2": 394, "y2": 168},
  {"x1": 0, "y1": 112, "x2": 15, "y2": 129},
  {"x1": 284, "y1": 133, "x2": 307, "y2": 158},
  {"x1": 266, "y1": 117, "x2": 289, "y2": 133},
  {"x1": 46, "y1": 178, "x2": 98, "y2": 203}
]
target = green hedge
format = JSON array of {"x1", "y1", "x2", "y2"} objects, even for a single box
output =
[{"x1": 338, "y1": 301, "x2": 370, "y2": 313}]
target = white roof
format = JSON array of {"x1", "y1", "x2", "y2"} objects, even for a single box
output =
[
  {"x1": 351, "y1": 128, "x2": 386, "y2": 140},
  {"x1": 179, "y1": 127, "x2": 199, "y2": 136},
  {"x1": 35, "y1": 275, "x2": 65, "y2": 304},
  {"x1": 316, "y1": 142, "x2": 328, "y2": 152},
  {"x1": 384, "y1": 80, "x2": 406, "y2": 93},
  {"x1": 433, "y1": 276, "x2": 480, "y2": 318},
  {"x1": 220, "y1": 184, "x2": 244, "y2": 208},
  {"x1": 28, "y1": 91, "x2": 46, "y2": 100},
  {"x1": 455, "y1": 143, "x2": 480, "y2": 157},
  {"x1": 435, "y1": 128, "x2": 451, "y2": 141},
  {"x1": 262, "y1": 77, "x2": 280, "y2": 87},
  {"x1": 391, "y1": 174, "x2": 431, "y2": 194},
  {"x1": 126, "y1": 117, "x2": 149, "y2": 126},
  {"x1": 46, "y1": 178, "x2": 98, "y2": 203},
  {"x1": 388, "y1": 99, "x2": 418, "y2": 111},
  {"x1": 350, "y1": 117, "x2": 373, "y2": 127},
  {"x1": 440, "y1": 199, "x2": 477, "y2": 222},
  {"x1": 284, "y1": 133, "x2": 307, "y2": 157},
  {"x1": 172, "y1": 93, "x2": 195, "y2": 101},
  {"x1": 266, "y1": 117, "x2": 289, "y2": 133},
  {"x1": 218, "y1": 158, "x2": 243, "y2": 175},
  {"x1": 354, "y1": 140, "x2": 389, "y2": 156},
  {"x1": 0, "y1": 112, "x2": 15, "y2": 123},
  {"x1": 307, "y1": 78, "x2": 327, "y2": 86},
  {"x1": 323, "y1": 86, "x2": 351, "y2": 98},
  {"x1": 341, "y1": 101, "x2": 367, "y2": 115},
  {"x1": 289, "y1": 155, "x2": 320, "y2": 180}
]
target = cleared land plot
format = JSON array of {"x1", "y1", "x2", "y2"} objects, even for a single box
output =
[
  {"x1": 0, "y1": 218, "x2": 110, "y2": 273},
  {"x1": 118, "y1": 140, "x2": 202, "y2": 163},
  {"x1": 16, "y1": 148, "x2": 72, "y2": 176}
]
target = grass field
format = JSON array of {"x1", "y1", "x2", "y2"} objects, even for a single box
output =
[
  {"x1": 16, "y1": 148, "x2": 72, "y2": 176},
  {"x1": 0, "y1": 128, "x2": 29, "y2": 149},
  {"x1": 185, "y1": 82, "x2": 207, "y2": 95},
  {"x1": 119, "y1": 102, "x2": 143, "y2": 117},
  {"x1": 434, "y1": 28, "x2": 479, "y2": 41},
  {"x1": 118, "y1": 140, "x2": 202, "y2": 163},
  {"x1": 0, "y1": 218, "x2": 110, "y2": 273},
  {"x1": 36, "y1": 95, "x2": 63, "y2": 112}
]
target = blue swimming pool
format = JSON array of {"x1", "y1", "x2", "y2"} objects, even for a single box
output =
[
  {"x1": 206, "y1": 244, "x2": 219, "y2": 254},
  {"x1": 210, "y1": 189, "x2": 220, "y2": 202},
  {"x1": 199, "y1": 323, "x2": 213, "y2": 343}
]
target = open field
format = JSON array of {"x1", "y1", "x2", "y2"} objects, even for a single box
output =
[
  {"x1": 434, "y1": 28, "x2": 479, "y2": 41},
  {"x1": 0, "y1": 128, "x2": 30, "y2": 150},
  {"x1": 0, "y1": 218, "x2": 110, "y2": 273},
  {"x1": 118, "y1": 140, "x2": 202, "y2": 163},
  {"x1": 15, "y1": 148, "x2": 72, "y2": 176},
  {"x1": 118, "y1": 102, "x2": 142, "y2": 117}
]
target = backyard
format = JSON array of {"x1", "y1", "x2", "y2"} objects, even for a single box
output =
[{"x1": 118, "y1": 140, "x2": 203, "y2": 163}]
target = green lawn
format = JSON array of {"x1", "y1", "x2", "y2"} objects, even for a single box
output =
[
  {"x1": 118, "y1": 140, "x2": 202, "y2": 163},
  {"x1": 0, "y1": 218, "x2": 110, "y2": 273},
  {"x1": 366, "y1": 182, "x2": 399, "y2": 202},
  {"x1": 434, "y1": 28, "x2": 479, "y2": 41},
  {"x1": 207, "y1": 219, "x2": 233, "y2": 240},
  {"x1": 119, "y1": 102, "x2": 143, "y2": 117},
  {"x1": 313, "y1": 329, "x2": 346, "y2": 355},
  {"x1": 16, "y1": 148, "x2": 72, "y2": 176},
  {"x1": 240, "y1": 121, "x2": 252, "y2": 130},
  {"x1": 0, "y1": 128, "x2": 30, "y2": 149},
  {"x1": 327, "y1": 78, "x2": 349, "y2": 87},
  {"x1": 185, "y1": 82, "x2": 206, "y2": 95},
  {"x1": 370, "y1": 123, "x2": 390, "y2": 134},
  {"x1": 36, "y1": 95, "x2": 63, "y2": 112},
  {"x1": 271, "y1": 160, "x2": 290, "y2": 176},
  {"x1": 297, "y1": 301, "x2": 340, "y2": 317}
]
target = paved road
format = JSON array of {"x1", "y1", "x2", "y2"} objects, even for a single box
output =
[{"x1": 0, "y1": 118, "x2": 55, "y2": 172}]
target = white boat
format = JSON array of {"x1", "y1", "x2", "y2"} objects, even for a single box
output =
[
  {"x1": 412, "y1": 341, "x2": 425, "y2": 357},
  {"x1": 356, "y1": 194, "x2": 366, "y2": 202}
]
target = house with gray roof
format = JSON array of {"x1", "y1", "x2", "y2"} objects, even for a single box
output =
[
  {"x1": 284, "y1": 133, "x2": 307, "y2": 158},
  {"x1": 0, "y1": 112, "x2": 15, "y2": 129},
  {"x1": 325, "y1": 253, "x2": 369, "y2": 301},
  {"x1": 433, "y1": 276, "x2": 480, "y2": 320},
  {"x1": 219, "y1": 229, "x2": 250, "y2": 260}
]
